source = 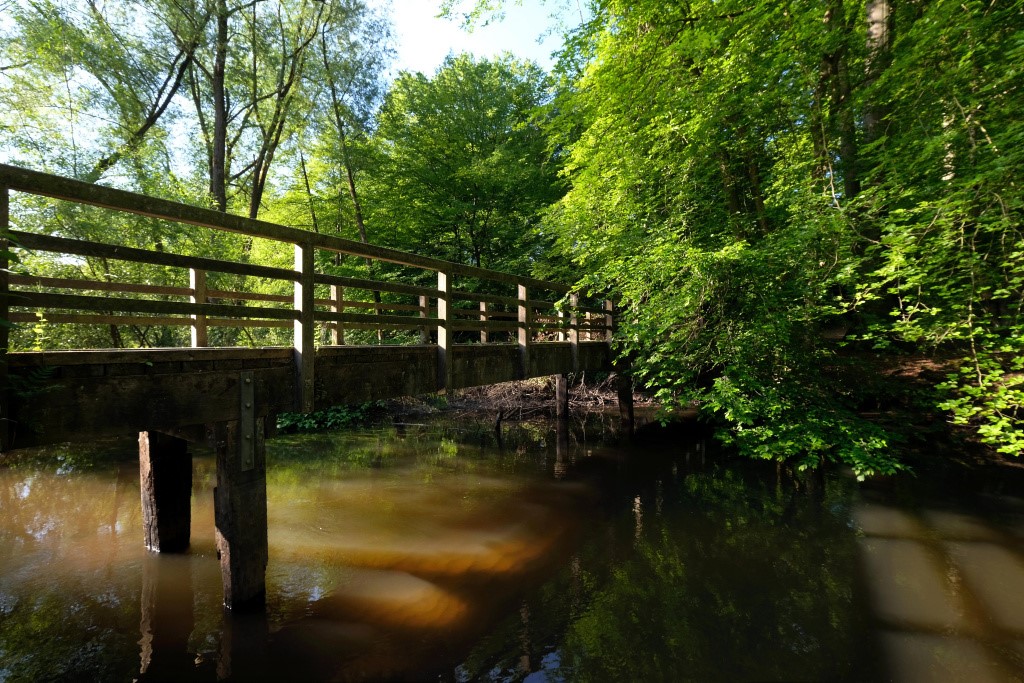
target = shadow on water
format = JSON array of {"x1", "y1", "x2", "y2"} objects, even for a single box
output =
[{"x1": 1, "y1": 413, "x2": 1023, "y2": 681}]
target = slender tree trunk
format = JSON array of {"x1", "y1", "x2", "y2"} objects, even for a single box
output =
[
  {"x1": 864, "y1": 0, "x2": 892, "y2": 145},
  {"x1": 321, "y1": 32, "x2": 382, "y2": 340},
  {"x1": 210, "y1": 0, "x2": 228, "y2": 213},
  {"x1": 299, "y1": 149, "x2": 320, "y2": 233}
]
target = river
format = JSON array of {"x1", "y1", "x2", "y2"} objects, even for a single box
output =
[{"x1": 1, "y1": 414, "x2": 1023, "y2": 681}]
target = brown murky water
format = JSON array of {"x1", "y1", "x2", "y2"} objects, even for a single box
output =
[{"x1": 1, "y1": 418, "x2": 1023, "y2": 681}]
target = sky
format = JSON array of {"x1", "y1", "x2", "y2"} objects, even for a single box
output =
[{"x1": 376, "y1": 0, "x2": 580, "y2": 76}]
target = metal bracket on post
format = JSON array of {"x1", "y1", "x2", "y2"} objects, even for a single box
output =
[{"x1": 240, "y1": 371, "x2": 255, "y2": 471}]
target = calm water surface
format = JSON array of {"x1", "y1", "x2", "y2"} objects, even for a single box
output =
[{"x1": 1, "y1": 415, "x2": 1023, "y2": 681}]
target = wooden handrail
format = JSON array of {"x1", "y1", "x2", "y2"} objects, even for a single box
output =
[
  {"x1": 0, "y1": 165, "x2": 618, "y2": 413},
  {"x1": 0, "y1": 163, "x2": 570, "y2": 293}
]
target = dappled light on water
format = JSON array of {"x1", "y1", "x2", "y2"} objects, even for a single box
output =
[{"x1": 3, "y1": 418, "x2": 1024, "y2": 681}]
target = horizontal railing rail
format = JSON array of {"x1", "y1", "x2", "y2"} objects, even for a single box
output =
[{"x1": 0, "y1": 163, "x2": 615, "y2": 411}]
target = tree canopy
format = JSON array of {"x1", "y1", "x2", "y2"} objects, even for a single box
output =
[
  {"x1": 2, "y1": 0, "x2": 1022, "y2": 473},
  {"x1": 538, "y1": 0, "x2": 1024, "y2": 473}
]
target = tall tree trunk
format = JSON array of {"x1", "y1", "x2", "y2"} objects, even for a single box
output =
[
  {"x1": 321, "y1": 32, "x2": 382, "y2": 340},
  {"x1": 210, "y1": 0, "x2": 228, "y2": 213},
  {"x1": 864, "y1": 0, "x2": 893, "y2": 145}
]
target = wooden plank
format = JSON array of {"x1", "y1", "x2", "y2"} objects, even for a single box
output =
[
  {"x1": 9, "y1": 274, "x2": 191, "y2": 297},
  {"x1": 450, "y1": 319, "x2": 519, "y2": 332},
  {"x1": 10, "y1": 312, "x2": 188, "y2": 326},
  {"x1": 11, "y1": 230, "x2": 298, "y2": 282},
  {"x1": 7, "y1": 347, "x2": 292, "y2": 367},
  {"x1": 324, "y1": 300, "x2": 423, "y2": 312},
  {"x1": 318, "y1": 321, "x2": 419, "y2": 331},
  {"x1": 208, "y1": 289, "x2": 291, "y2": 304},
  {"x1": 450, "y1": 343, "x2": 520, "y2": 389},
  {"x1": 450, "y1": 289, "x2": 518, "y2": 306},
  {"x1": 314, "y1": 349, "x2": 438, "y2": 406},
  {"x1": 7, "y1": 365, "x2": 295, "y2": 447},
  {"x1": 9, "y1": 312, "x2": 294, "y2": 329},
  {"x1": 315, "y1": 272, "x2": 437, "y2": 298},
  {"x1": 314, "y1": 310, "x2": 438, "y2": 327},
  {"x1": 207, "y1": 318, "x2": 292, "y2": 329},
  {"x1": 12, "y1": 291, "x2": 297, "y2": 320},
  {"x1": 0, "y1": 163, "x2": 571, "y2": 293}
]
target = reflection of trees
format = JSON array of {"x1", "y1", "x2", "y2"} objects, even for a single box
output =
[
  {"x1": 0, "y1": 469, "x2": 141, "y2": 682},
  {"x1": 460, "y1": 453, "x2": 877, "y2": 682},
  {"x1": 561, "y1": 464, "x2": 873, "y2": 681}
]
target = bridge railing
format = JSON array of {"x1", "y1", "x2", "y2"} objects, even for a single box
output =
[{"x1": 0, "y1": 164, "x2": 614, "y2": 408}]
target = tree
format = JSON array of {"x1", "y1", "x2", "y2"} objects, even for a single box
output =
[
  {"x1": 540, "y1": 0, "x2": 1024, "y2": 471},
  {"x1": 367, "y1": 53, "x2": 563, "y2": 277}
]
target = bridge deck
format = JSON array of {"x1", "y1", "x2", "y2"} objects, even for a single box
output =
[{"x1": 7, "y1": 340, "x2": 611, "y2": 449}]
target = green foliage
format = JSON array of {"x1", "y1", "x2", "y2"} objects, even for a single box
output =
[
  {"x1": 367, "y1": 53, "x2": 566, "y2": 278},
  {"x1": 538, "y1": 0, "x2": 1024, "y2": 473},
  {"x1": 276, "y1": 400, "x2": 387, "y2": 433}
]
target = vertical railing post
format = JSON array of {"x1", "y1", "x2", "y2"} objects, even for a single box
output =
[
  {"x1": 604, "y1": 299, "x2": 615, "y2": 342},
  {"x1": 569, "y1": 293, "x2": 579, "y2": 374},
  {"x1": 608, "y1": 297, "x2": 634, "y2": 434},
  {"x1": 479, "y1": 301, "x2": 489, "y2": 344},
  {"x1": 293, "y1": 241, "x2": 315, "y2": 413},
  {"x1": 0, "y1": 187, "x2": 10, "y2": 451},
  {"x1": 190, "y1": 268, "x2": 208, "y2": 347},
  {"x1": 437, "y1": 271, "x2": 452, "y2": 395},
  {"x1": 517, "y1": 283, "x2": 530, "y2": 379},
  {"x1": 330, "y1": 285, "x2": 344, "y2": 345},
  {"x1": 419, "y1": 294, "x2": 430, "y2": 345}
]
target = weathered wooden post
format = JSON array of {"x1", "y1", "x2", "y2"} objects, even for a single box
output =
[
  {"x1": 294, "y1": 240, "x2": 315, "y2": 413},
  {"x1": 190, "y1": 268, "x2": 208, "y2": 347},
  {"x1": 479, "y1": 301, "x2": 490, "y2": 343},
  {"x1": 330, "y1": 284, "x2": 344, "y2": 345},
  {"x1": 0, "y1": 186, "x2": 9, "y2": 451},
  {"x1": 419, "y1": 294, "x2": 430, "y2": 345},
  {"x1": 437, "y1": 271, "x2": 452, "y2": 395},
  {"x1": 555, "y1": 296, "x2": 571, "y2": 420},
  {"x1": 569, "y1": 293, "x2": 580, "y2": 374},
  {"x1": 213, "y1": 405, "x2": 269, "y2": 609},
  {"x1": 608, "y1": 298, "x2": 634, "y2": 434},
  {"x1": 555, "y1": 374, "x2": 569, "y2": 420},
  {"x1": 517, "y1": 283, "x2": 530, "y2": 379},
  {"x1": 139, "y1": 431, "x2": 192, "y2": 552}
]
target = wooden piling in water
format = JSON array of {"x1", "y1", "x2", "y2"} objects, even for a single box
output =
[
  {"x1": 555, "y1": 374, "x2": 569, "y2": 420},
  {"x1": 213, "y1": 417, "x2": 269, "y2": 609},
  {"x1": 139, "y1": 431, "x2": 192, "y2": 553}
]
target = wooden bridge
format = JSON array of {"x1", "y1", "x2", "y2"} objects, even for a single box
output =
[{"x1": 0, "y1": 164, "x2": 626, "y2": 609}]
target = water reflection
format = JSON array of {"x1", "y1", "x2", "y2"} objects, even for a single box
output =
[
  {"x1": 855, "y1": 491, "x2": 1024, "y2": 680},
  {"x1": 2, "y1": 417, "x2": 1023, "y2": 681},
  {"x1": 0, "y1": 419, "x2": 605, "y2": 681}
]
